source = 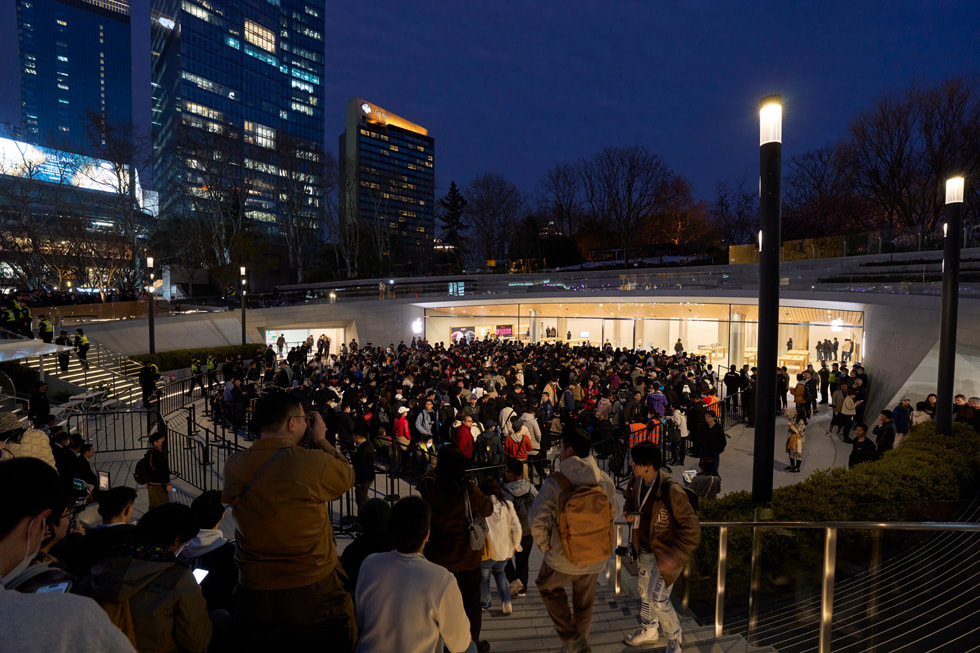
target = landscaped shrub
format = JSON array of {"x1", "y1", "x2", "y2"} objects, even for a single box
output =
[
  {"x1": 681, "y1": 420, "x2": 980, "y2": 609},
  {"x1": 131, "y1": 344, "x2": 267, "y2": 373}
]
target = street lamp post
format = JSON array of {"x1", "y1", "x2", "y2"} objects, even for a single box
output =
[
  {"x1": 752, "y1": 95, "x2": 782, "y2": 506},
  {"x1": 240, "y1": 266, "x2": 247, "y2": 345},
  {"x1": 935, "y1": 176, "x2": 965, "y2": 436},
  {"x1": 147, "y1": 257, "x2": 156, "y2": 354}
]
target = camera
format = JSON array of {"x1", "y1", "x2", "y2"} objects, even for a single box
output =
[{"x1": 615, "y1": 545, "x2": 636, "y2": 560}]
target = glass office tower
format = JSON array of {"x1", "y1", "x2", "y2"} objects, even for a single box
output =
[
  {"x1": 150, "y1": 0, "x2": 325, "y2": 238},
  {"x1": 16, "y1": 0, "x2": 132, "y2": 155},
  {"x1": 340, "y1": 98, "x2": 435, "y2": 271}
]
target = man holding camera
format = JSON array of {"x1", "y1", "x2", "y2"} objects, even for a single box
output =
[
  {"x1": 622, "y1": 441, "x2": 701, "y2": 652},
  {"x1": 223, "y1": 394, "x2": 356, "y2": 652}
]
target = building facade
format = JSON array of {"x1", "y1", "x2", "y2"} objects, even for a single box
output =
[
  {"x1": 340, "y1": 97, "x2": 435, "y2": 272},
  {"x1": 150, "y1": 0, "x2": 325, "y2": 264},
  {"x1": 16, "y1": 0, "x2": 132, "y2": 156}
]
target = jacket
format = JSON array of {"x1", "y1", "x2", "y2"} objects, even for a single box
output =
[
  {"x1": 178, "y1": 529, "x2": 237, "y2": 613},
  {"x1": 504, "y1": 428, "x2": 531, "y2": 461},
  {"x1": 221, "y1": 437, "x2": 354, "y2": 590},
  {"x1": 352, "y1": 440, "x2": 375, "y2": 485},
  {"x1": 455, "y1": 423, "x2": 474, "y2": 460},
  {"x1": 417, "y1": 473, "x2": 492, "y2": 572},
  {"x1": 503, "y1": 479, "x2": 537, "y2": 537},
  {"x1": 484, "y1": 496, "x2": 523, "y2": 561},
  {"x1": 623, "y1": 471, "x2": 702, "y2": 586},
  {"x1": 518, "y1": 411, "x2": 542, "y2": 452},
  {"x1": 81, "y1": 548, "x2": 211, "y2": 653},
  {"x1": 394, "y1": 415, "x2": 410, "y2": 446},
  {"x1": 529, "y1": 455, "x2": 616, "y2": 576},
  {"x1": 6, "y1": 429, "x2": 56, "y2": 469}
]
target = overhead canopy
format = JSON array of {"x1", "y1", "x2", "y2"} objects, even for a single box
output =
[{"x1": 0, "y1": 339, "x2": 72, "y2": 364}]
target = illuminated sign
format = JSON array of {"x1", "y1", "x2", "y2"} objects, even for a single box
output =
[
  {"x1": 496, "y1": 325, "x2": 513, "y2": 337},
  {"x1": 0, "y1": 137, "x2": 142, "y2": 202},
  {"x1": 355, "y1": 98, "x2": 428, "y2": 136}
]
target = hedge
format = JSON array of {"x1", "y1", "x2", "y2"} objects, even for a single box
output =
[
  {"x1": 682, "y1": 420, "x2": 980, "y2": 606},
  {"x1": 130, "y1": 344, "x2": 268, "y2": 373}
]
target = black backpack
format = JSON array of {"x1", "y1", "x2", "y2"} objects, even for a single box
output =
[
  {"x1": 133, "y1": 451, "x2": 151, "y2": 485},
  {"x1": 474, "y1": 426, "x2": 500, "y2": 467}
]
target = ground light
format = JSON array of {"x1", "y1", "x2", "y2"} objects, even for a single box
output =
[{"x1": 147, "y1": 256, "x2": 155, "y2": 354}]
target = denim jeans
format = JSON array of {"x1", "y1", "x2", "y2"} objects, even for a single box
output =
[
  {"x1": 480, "y1": 559, "x2": 511, "y2": 606},
  {"x1": 636, "y1": 551, "x2": 680, "y2": 641}
]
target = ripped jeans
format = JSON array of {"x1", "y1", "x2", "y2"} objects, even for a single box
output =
[{"x1": 636, "y1": 551, "x2": 681, "y2": 641}]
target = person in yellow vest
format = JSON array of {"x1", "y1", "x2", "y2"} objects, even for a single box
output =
[
  {"x1": 206, "y1": 353, "x2": 217, "y2": 388},
  {"x1": 74, "y1": 329, "x2": 90, "y2": 370},
  {"x1": 185, "y1": 357, "x2": 203, "y2": 397},
  {"x1": 37, "y1": 315, "x2": 54, "y2": 343}
]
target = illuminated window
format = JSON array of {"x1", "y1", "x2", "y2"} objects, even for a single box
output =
[
  {"x1": 244, "y1": 19, "x2": 275, "y2": 53},
  {"x1": 56, "y1": 19, "x2": 67, "y2": 26},
  {"x1": 290, "y1": 102, "x2": 313, "y2": 116},
  {"x1": 183, "y1": 101, "x2": 224, "y2": 121},
  {"x1": 244, "y1": 121, "x2": 275, "y2": 149}
]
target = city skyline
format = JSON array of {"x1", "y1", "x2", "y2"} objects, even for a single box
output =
[{"x1": 1, "y1": 2, "x2": 979, "y2": 203}]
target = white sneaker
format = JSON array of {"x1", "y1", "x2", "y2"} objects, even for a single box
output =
[
  {"x1": 665, "y1": 638, "x2": 682, "y2": 653},
  {"x1": 624, "y1": 626, "x2": 659, "y2": 646},
  {"x1": 502, "y1": 601, "x2": 512, "y2": 615}
]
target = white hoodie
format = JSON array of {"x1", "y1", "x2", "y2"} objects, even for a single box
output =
[{"x1": 485, "y1": 496, "x2": 523, "y2": 562}]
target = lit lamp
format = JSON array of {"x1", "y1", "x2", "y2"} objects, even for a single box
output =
[
  {"x1": 936, "y1": 176, "x2": 966, "y2": 436},
  {"x1": 240, "y1": 266, "x2": 247, "y2": 345},
  {"x1": 147, "y1": 256, "x2": 155, "y2": 354},
  {"x1": 752, "y1": 95, "x2": 782, "y2": 508}
]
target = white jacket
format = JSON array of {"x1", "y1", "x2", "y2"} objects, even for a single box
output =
[{"x1": 485, "y1": 496, "x2": 523, "y2": 562}]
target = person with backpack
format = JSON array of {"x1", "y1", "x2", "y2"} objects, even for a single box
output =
[
  {"x1": 530, "y1": 427, "x2": 616, "y2": 653},
  {"x1": 502, "y1": 458, "x2": 537, "y2": 599},
  {"x1": 143, "y1": 431, "x2": 171, "y2": 510},
  {"x1": 473, "y1": 420, "x2": 502, "y2": 468},
  {"x1": 622, "y1": 441, "x2": 701, "y2": 651},
  {"x1": 504, "y1": 416, "x2": 531, "y2": 477}
]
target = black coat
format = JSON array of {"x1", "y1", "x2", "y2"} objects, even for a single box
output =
[{"x1": 352, "y1": 440, "x2": 375, "y2": 485}]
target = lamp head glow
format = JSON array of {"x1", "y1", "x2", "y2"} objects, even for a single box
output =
[
  {"x1": 147, "y1": 256, "x2": 154, "y2": 269},
  {"x1": 946, "y1": 176, "x2": 965, "y2": 204},
  {"x1": 240, "y1": 266, "x2": 246, "y2": 276},
  {"x1": 760, "y1": 95, "x2": 782, "y2": 145}
]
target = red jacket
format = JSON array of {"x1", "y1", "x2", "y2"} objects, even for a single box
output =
[
  {"x1": 504, "y1": 431, "x2": 531, "y2": 461},
  {"x1": 456, "y1": 423, "x2": 474, "y2": 459},
  {"x1": 394, "y1": 415, "x2": 410, "y2": 445}
]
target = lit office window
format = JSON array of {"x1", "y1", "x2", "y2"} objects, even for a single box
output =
[
  {"x1": 244, "y1": 121, "x2": 276, "y2": 149},
  {"x1": 245, "y1": 19, "x2": 276, "y2": 53}
]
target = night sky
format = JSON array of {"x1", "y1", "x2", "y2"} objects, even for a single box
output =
[{"x1": 2, "y1": 1, "x2": 979, "y2": 203}]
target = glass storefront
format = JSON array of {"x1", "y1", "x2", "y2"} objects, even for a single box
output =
[{"x1": 424, "y1": 302, "x2": 864, "y2": 374}]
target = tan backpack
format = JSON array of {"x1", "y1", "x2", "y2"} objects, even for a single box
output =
[{"x1": 551, "y1": 471, "x2": 614, "y2": 566}]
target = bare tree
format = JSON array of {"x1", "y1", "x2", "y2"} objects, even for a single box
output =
[
  {"x1": 710, "y1": 179, "x2": 757, "y2": 247},
  {"x1": 275, "y1": 133, "x2": 325, "y2": 283},
  {"x1": 538, "y1": 162, "x2": 583, "y2": 236},
  {"x1": 578, "y1": 146, "x2": 674, "y2": 263},
  {"x1": 783, "y1": 145, "x2": 866, "y2": 239},
  {"x1": 463, "y1": 173, "x2": 525, "y2": 265},
  {"x1": 337, "y1": 161, "x2": 361, "y2": 279}
]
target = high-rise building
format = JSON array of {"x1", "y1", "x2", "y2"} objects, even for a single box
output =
[
  {"x1": 150, "y1": 0, "x2": 325, "y2": 250},
  {"x1": 340, "y1": 98, "x2": 435, "y2": 270},
  {"x1": 16, "y1": 0, "x2": 132, "y2": 155}
]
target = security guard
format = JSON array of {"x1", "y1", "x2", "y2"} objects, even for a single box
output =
[
  {"x1": 74, "y1": 328, "x2": 90, "y2": 370},
  {"x1": 37, "y1": 315, "x2": 54, "y2": 343},
  {"x1": 206, "y1": 353, "x2": 217, "y2": 388},
  {"x1": 186, "y1": 357, "x2": 203, "y2": 397}
]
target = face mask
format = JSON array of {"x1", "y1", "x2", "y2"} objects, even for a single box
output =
[{"x1": 3, "y1": 516, "x2": 42, "y2": 585}]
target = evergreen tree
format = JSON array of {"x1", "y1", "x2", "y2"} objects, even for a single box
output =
[{"x1": 439, "y1": 180, "x2": 467, "y2": 249}]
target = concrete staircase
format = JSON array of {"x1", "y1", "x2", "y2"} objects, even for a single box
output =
[
  {"x1": 22, "y1": 340, "x2": 143, "y2": 406},
  {"x1": 480, "y1": 578, "x2": 776, "y2": 653}
]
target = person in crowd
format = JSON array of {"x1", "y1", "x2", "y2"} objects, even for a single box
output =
[
  {"x1": 916, "y1": 394, "x2": 938, "y2": 420},
  {"x1": 502, "y1": 458, "x2": 536, "y2": 599},
  {"x1": 355, "y1": 496, "x2": 473, "y2": 653},
  {"x1": 0, "y1": 458, "x2": 136, "y2": 652},
  {"x1": 340, "y1": 498, "x2": 392, "y2": 594},
  {"x1": 621, "y1": 441, "x2": 700, "y2": 651},
  {"x1": 55, "y1": 329, "x2": 73, "y2": 372},
  {"x1": 838, "y1": 389, "x2": 861, "y2": 443},
  {"x1": 785, "y1": 414, "x2": 805, "y2": 473},
  {"x1": 139, "y1": 361, "x2": 161, "y2": 407},
  {"x1": 81, "y1": 503, "x2": 212, "y2": 652},
  {"x1": 687, "y1": 457, "x2": 721, "y2": 499},
  {"x1": 394, "y1": 405, "x2": 411, "y2": 472},
  {"x1": 848, "y1": 424, "x2": 878, "y2": 468},
  {"x1": 222, "y1": 393, "x2": 356, "y2": 652},
  {"x1": 74, "y1": 328, "x2": 90, "y2": 370},
  {"x1": 60, "y1": 486, "x2": 137, "y2": 578},
  {"x1": 874, "y1": 410, "x2": 897, "y2": 457},
  {"x1": 417, "y1": 444, "x2": 493, "y2": 653},
  {"x1": 145, "y1": 431, "x2": 172, "y2": 510},
  {"x1": 28, "y1": 381, "x2": 51, "y2": 428},
  {"x1": 478, "y1": 477, "x2": 522, "y2": 615},
  {"x1": 1, "y1": 411, "x2": 56, "y2": 468},
  {"x1": 892, "y1": 396, "x2": 913, "y2": 446},
  {"x1": 351, "y1": 427, "x2": 375, "y2": 508},
  {"x1": 178, "y1": 490, "x2": 237, "y2": 614},
  {"x1": 702, "y1": 412, "x2": 726, "y2": 478},
  {"x1": 456, "y1": 414, "x2": 476, "y2": 464},
  {"x1": 530, "y1": 428, "x2": 616, "y2": 653}
]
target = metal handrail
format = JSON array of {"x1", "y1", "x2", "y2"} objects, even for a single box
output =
[{"x1": 693, "y1": 519, "x2": 980, "y2": 652}]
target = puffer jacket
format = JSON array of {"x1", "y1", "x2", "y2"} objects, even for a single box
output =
[
  {"x1": 623, "y1": 470, "x2": 701, "y2": 586},
  {"x1": 529, "y1": 455, "x2": 616, "y2": 576},
  {"x1": 6, "y1": 429, "x2": 56, "y2": 469},
  {"x1": 485, "y1": 496, "x2": 522, "y2": 562}
]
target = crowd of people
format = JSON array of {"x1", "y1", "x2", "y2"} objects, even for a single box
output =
[{"x1": 3, "y1": 331, "x2": 970, "y2": 653}]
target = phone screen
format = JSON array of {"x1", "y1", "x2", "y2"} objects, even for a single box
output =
[
  {"x1": 192, "y1": 569, "x2": 209, "y2": 584},
  {"x1": 37, "y1": 582, "x2": 70, "y2": 593}
]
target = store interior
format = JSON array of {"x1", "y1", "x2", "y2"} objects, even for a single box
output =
[{"x1": 425, "y1": 302, "x2": 864, "y2": 373}]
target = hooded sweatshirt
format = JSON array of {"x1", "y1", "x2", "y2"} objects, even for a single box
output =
[
  {"x1": 178, "y1": 528, "x2": 237, "y2": 612},
  {"x1": 529, "y1": 455, "x2": 616, "y2": 575},
  {"x1": 504, "y1": 426, "x2": 531, "y2": 461},
  {"x1": 484, "y1": 495, "x2": 523, "y2": 561},
  {"x1": 81, "y1": 545, "x2": 212, "y2": 653},
  {"x1": 503, "y1": 479, "x2": 538, "y2": 536}
]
